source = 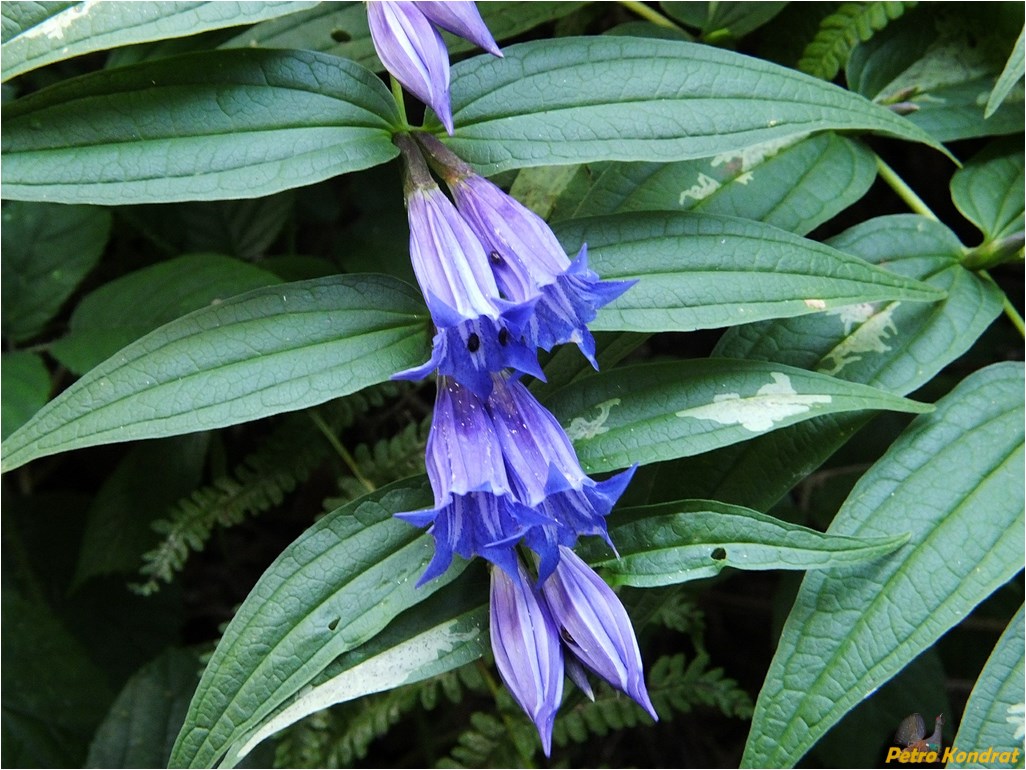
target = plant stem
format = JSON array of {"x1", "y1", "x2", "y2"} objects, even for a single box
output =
[
  {"x1": 984, "y1": 271, "x2": 1026, "y2": 336},
  {"x1": 875, "y1": 155, "x2": 939, "y2": 222},
  {"x1": 876, "y1": 155, "x2": 1025, "y2": 337},
  {"x1": 308, "y1": 410, "x2": 376, "y2": 493},
  {"x1": 618, "y1": 0, "x2": 679, "y2": 30},
  {"x1": 391, "y1": 74, "x2": 409, "y2": 129},
  {"x1": 474, "y1": 658, "x2": 537, "y2": 768}
]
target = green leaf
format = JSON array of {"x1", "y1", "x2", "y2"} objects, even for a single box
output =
[
  {"x1": 169, "y1": 478, "x2": 465, "y2": 769},
  {"x1": 660, "y1": 2, "x2": 789, "y2": 40},
  {"x1": 558, "y1": 132, "x2": 877, "y2": 235},
  {"x1": 551, "y1": 212, "x2": 944, "y2": 334},
  {"x1": 951, "y1": 138, "x2": 1025, "y2": 243},
  {"x1": 1, "y1": 274, "x2": 430, "y2": 473},
  {"x1": 544, "y1": 358, "x2": 931, "y2": 474},
  {"x1": 949, "y1": 606, "x2": 1025, "y2": 767},
  {"x1": 1, "y1": 49, "x2": 399, "y2": 205},
  {"x1": 797, "y1": 2, "x2": 916, "y2": 81},
  {"x1": 742, "y1": 362, "x2": 1025, "y2": 768},
  {"x1": 579, "y1": 499, "x2": 908, "y2": 588},
  {"x1": 986, "y1": 24, "x2": 1025, "y2": 118},
  {"x1": 72, "y1": 433, "x2": 209, "y2": 587},
  {"x1": 677, "y1": 215, "x2": 1003, "y2": 511},
  {"x1": 0, "y1": 1, "x2": 318, "y2": 82},
  {"x1": 847, "y1": 6, "x2": 1024, "y2": 142},
  {"x1": 223, "y1": 2, "x2": 586, "y2": 71},
  {"x1": 1, "y1": 351, "x2": 49, "y2": 440},
  {"x1": 87, "y1": 648, "x2": 202, "y2": 769},
  {"x1": 442, "y1": 36, "x2": 948, "y2": 175},
  {"x1": 119, "y1": 191, "x2": 296, "y2": 260},
  {"x1": 2, "y1": 590, "x2": 114, "y2": 767},
  {"x1": 50, "y1": 253, "x2": 282, "y2": 376},
  {"x1": 222, "y1": 566, "x2": 490, "y2": 767},
  {"x1": 1, "y1": 201, "x2": 111, "y2": 341}
]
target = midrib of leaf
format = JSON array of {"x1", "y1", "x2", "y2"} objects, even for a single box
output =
[
  {"x1": 772, "y1": 416, "x2": 1023, "y2": 754},
  {"x1": 190, "y1": 530, "x2": 431, "y2": 764},
  {"x1": 13, "y1": 320, "x2": 421, "y2": 443}
]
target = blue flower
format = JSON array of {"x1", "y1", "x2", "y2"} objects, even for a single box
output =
[
  {"x1": 396, "y1": 377, "x2": 548, "y2": 584},
  {"x1": 367, "y1": 1, "x2": 500, "y2": 135},
  {"x1": 416, "y1": 133, "x2": 636, "y2": 365},
  {"x1": 486, "y1": 375, "x2": 636, "y2": 581},
  {"x1": 393, "y1": 137, "x2": 544, "y2": 398},
  {"x1": 541, "y1": 547, "x2": 658, "y2": 721},
  {"x1": 489, "y1": 560, "x2": 564, "y2": 756}
]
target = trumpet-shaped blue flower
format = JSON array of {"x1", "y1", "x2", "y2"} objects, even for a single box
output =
[
  {"x1": 489, "y1": 550, "x2": 656, "y2": 755},
  {"x1": 367, "y1": 1, "x2": 500, "y2": 135},
  {"x1": 486, "y1": 376, "x2": 636, "y2": 581},
  {"x1": 393, "y1": 141, "x2": 545, "y2": 398},
  {"x1": 489, "y1": 560, "x2": 564, "y2": 756},
  {"x1": 541, "y1": 546, "x2": 658, "y2": 721},
  {"x1": 416, "y1": 133, "x2": 636, "y2": 365},
  {"x1": 397, "y1": 377, "x2": 546, "y2": 583}
]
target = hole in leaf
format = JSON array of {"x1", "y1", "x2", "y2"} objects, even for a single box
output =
[
  {"x1": 330, "y1": 28, "x2": 351, "y2": 43},
  {"x1": 711, "y1": 547, "x2": 727, "y2": 561},
  {"x1": 328, "y1": 617, "x2": 340, "y2": 631}
]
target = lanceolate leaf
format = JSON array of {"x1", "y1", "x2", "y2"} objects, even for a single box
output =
[
  {"x1": 221, "y1": 1, "x2": 585, "y2": 70},
  {"x1": 560, "y1": 132, "x2": 877, "y2": 236},
  {"x1": 985, "y1": 24, "x2": 1025, "y2": 118},
  {"x1": 581, "y1": 499, "x2": 908, "y2": 587},
  {"x1": 671, "y1": 215, "x2": 1003, "y2": 510},
  {"x1": 1, "y1": 201, "x2": 111, "y2": 342},
  {"x1": 87, "y1": 648, "x2": 203, "y2": 769},
  {"x1": 949, "y1": 606, "x2": 1026, "y2": 767},
  {"x1": 552, "y1": 212, "x2": 945, "y2": 334},
  {"x1": 0, "y1": 275, "x2": 430, "y2": 472},
  {"x1": 544, "y1": 358, "x2": 930, "y2": 474},
  {"x1": 169, "y1": 479, "x2": 463, "y2": 769},
  {"x1": 0, "y1": 1, "x2": 317, "y2": 82},
  {"x1": 742, "y1": 362, "x2": 1025, "y2": 768},
  {"x1": 49, "y1": 253, "x2": 282, "y2": 376},
  {"x1": 1, "y1": 49, "x2": 399, "y2": 205},
  {"x1": 443, "y1": 37, "x2": 948, "y2": 174},
  {"x1": 221, "y1": 566, "x2": 491, "y2": 767}
]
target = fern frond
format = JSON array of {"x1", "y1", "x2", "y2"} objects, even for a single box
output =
[
  {"x1": 648, "y1": 653, "x2": 754, "y2": 720},
  {"x1": 438, "y1": 711, "x2": 528, "y2": 769},
  {"x1": 798, "y1": 2, "x2": 917, "y2": 80},
  {"x1": 274, "y1": 687, "x2": 421, "y2": 768},
  {"x1": 552, "y1": 652, "x2": 752, "y2": 750},
  {"x1": 133, "y1": 383, "x2": 407, "y2": 594},
  {"x1": 335, "y1": 414, "x2": 431, "y2": 502}
]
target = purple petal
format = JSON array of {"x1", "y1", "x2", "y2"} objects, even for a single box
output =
[
  {"x1": 486, "y1": 376, "x2": 590, "y2": 505},
  {"x1": 418, "y1": 1, "x2": 502, "y2": 56},
  {"x1": 423, "y1": 377, "x2": 510, "y2": 502},
  {"x1": 400, "y1": 186, "x2": 542, "y2": 396},
  {"x1": 541, "y1": 546, "x2": 658, "y2": 721},
  {"x1": 490, "y1": 561, "x2": 564, "y2": 755},
  {"x1": 367, "y1": 1, "x2": 454, "y2": 133}
]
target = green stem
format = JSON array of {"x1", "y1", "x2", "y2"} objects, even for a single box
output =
[
  {"x1": 618, "y1": 0, "x2": 679, "y2": 30},
  {"x1": 876, "y1": 155, "x2": 1025, "y2": 338},
  {"x1": 390, "y1": 74, "x2": 410, "y2": 129},
  {"x1": 875, "y1": 155, "x2": 939, "y2": 222},
  {"x1": 308, "y1": 410, "x2": 376, "y2": 494},
  {"x1": 983, "y1": 270, "x2": 1026, "y2": 337}
]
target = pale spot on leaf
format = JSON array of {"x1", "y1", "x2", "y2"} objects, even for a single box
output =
[
  {"x1": 675, "y1": 372, "x2": 831, "y2": 432},
  {"x1": 820, "y1": 303, "x2": 900, "y2": 376},
  {"x1": 1006, "y1": 702, "x2": 1025, "y2": 742},
  {"x1": 566, "y1": 398, "x2": 621, "y2": 440},
  {"x1": 710, "y1": 133, "x2": 810, "y2": 174},
  {"x1": 679, "y1": 173, "x2": 720, "y2": 205},
  {"x1": 804, "y1": 299, "x2": 827, "y2": 310}
]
